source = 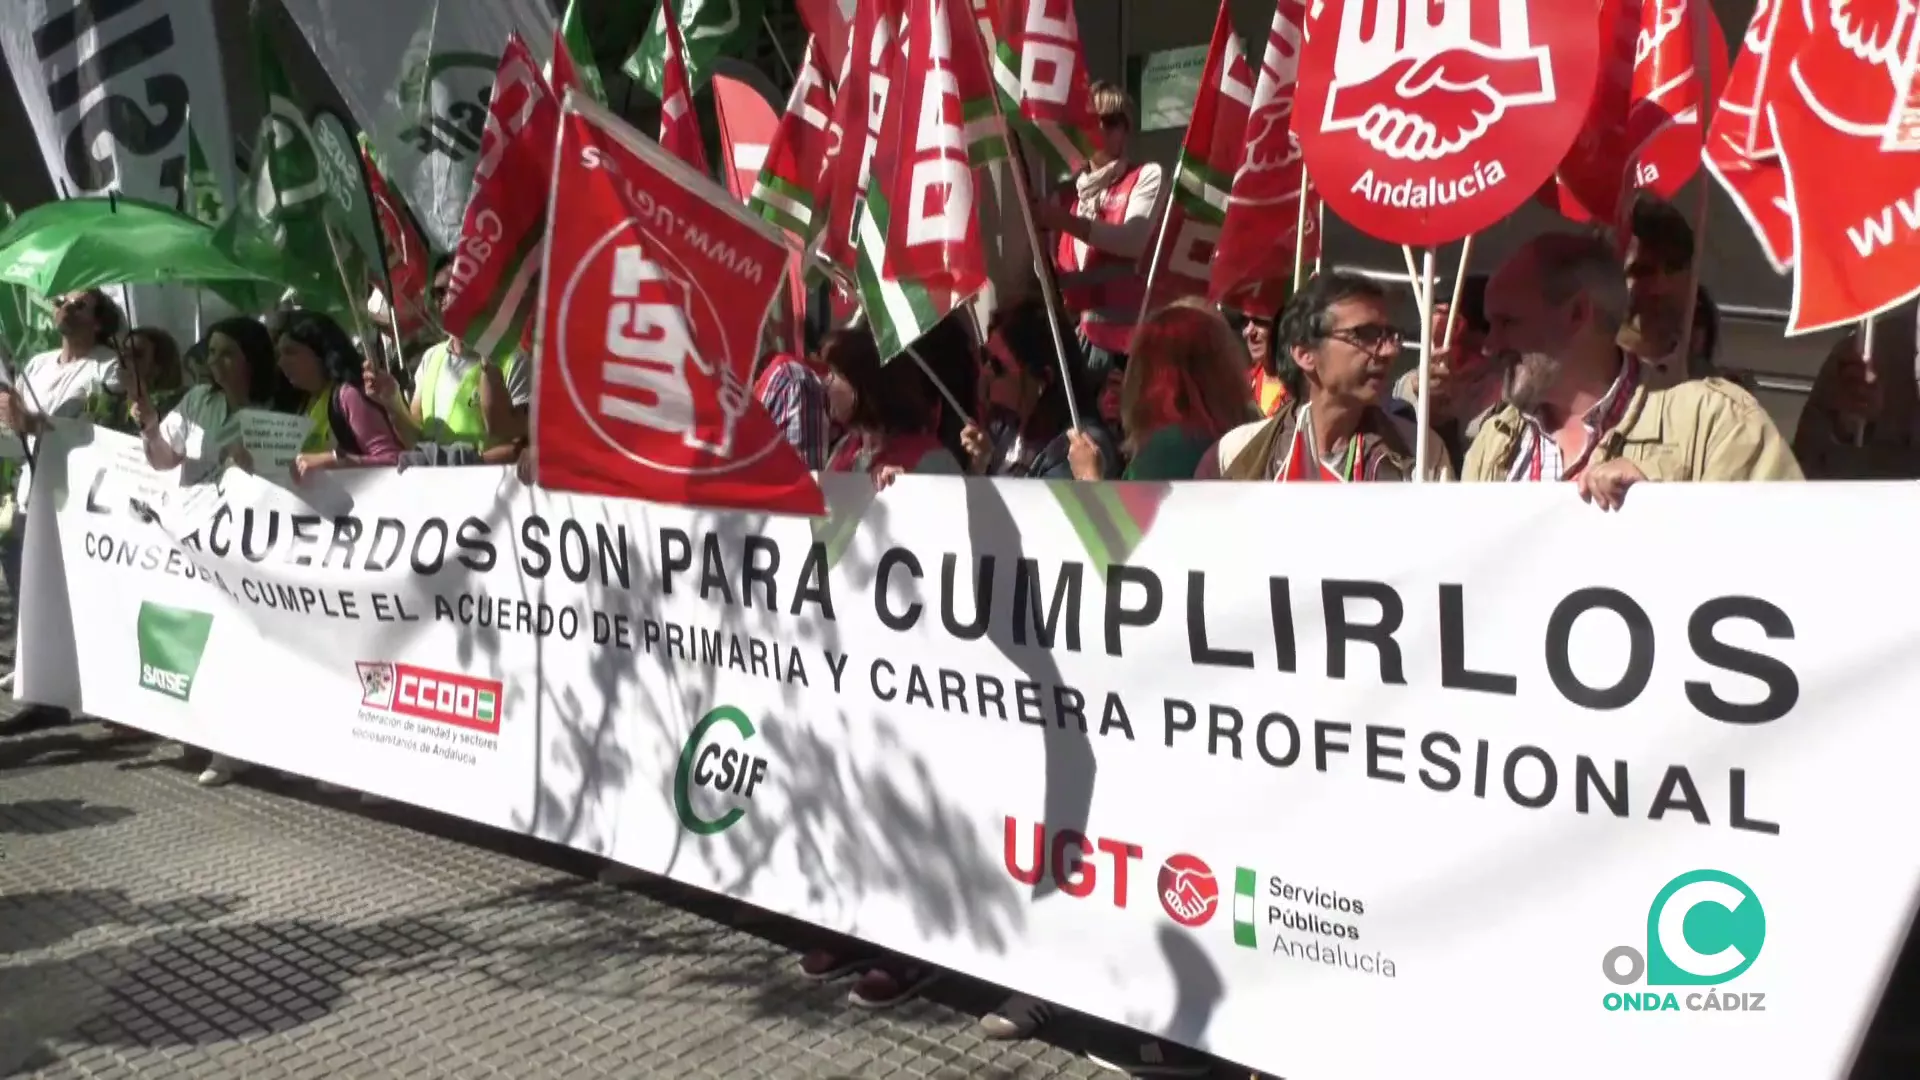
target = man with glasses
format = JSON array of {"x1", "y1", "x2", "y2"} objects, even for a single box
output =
[
  {"x1": 1033, "y1": 82, "x2": 1164, "y2": 427},
  {"x1": 1195, "y1": 271, "x2": 1450, "y2": 482},
  {"x1": 364, "y1": 256, "x2": 530, "y2": 466},
  {"x1": 1464, "y1": 233, "x2": 1800, "y2": 505}
]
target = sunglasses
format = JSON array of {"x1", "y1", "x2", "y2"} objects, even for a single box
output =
[
  {"x1": 1098, "y1": 112, "x2": 1128, "y2": 130},
  {"x1": 1323, "y1": 323, "x2": 1405, "y2": 352}
]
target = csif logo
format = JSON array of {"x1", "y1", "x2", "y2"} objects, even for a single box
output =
[
  {"x1": 1602, "y1": 870, "x2": 1767, "y2": 1014},
  {"x1": 357, "y1": 662, "x2": 502, "y2": 735},
  {"x1": 673, "y1": 706, "x2": 771, "y2": 835},
  {"x1": 136, "y1": 602, "x2": 214, "y2": 702}
]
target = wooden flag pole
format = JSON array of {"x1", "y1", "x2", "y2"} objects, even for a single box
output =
[
  {"x1": 1440, "y1": 236, "x2": 1475, "y2": 351},
  {"x1": 998, "y1": 134, "x2": 1086, "y2": 432},
  {"x1": 1291, "y1": 184, "x2": 1311, "y2": 291}
]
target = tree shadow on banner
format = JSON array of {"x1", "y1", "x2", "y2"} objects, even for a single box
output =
[
  {"x1": 964, "y1": 475, "x2": 1097, "y2": 904},
  {"x1": 485, "y1": 471, "x2": 1024, "y2": 960}
]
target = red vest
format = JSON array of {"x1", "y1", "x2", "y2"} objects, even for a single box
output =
[{"x1": 1055, "y1": 165, "x2": 1151, "y2": 353}]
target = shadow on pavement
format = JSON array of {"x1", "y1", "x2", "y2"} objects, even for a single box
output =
[{"x1": 0, "y1": 797, "x2": 137, "y2": 835}]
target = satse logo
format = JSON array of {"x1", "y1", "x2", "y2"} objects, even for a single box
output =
[
  {"x1": 1601, "y1": 870, "x2": 1768, "y2": 1014},
  {"x1": 136, "y1": 602, "x2": 214, "y2": 702},
  {"x1": 357, "y1": 662, "x2": 502, "y2": 735},
  {"x1": 674, "y1": 705, "x2": 770, "y2": 835}
]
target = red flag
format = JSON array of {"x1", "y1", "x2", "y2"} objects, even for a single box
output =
[
  {"x1": 440, "y1": 35, "x2": 559, "y2": 361},
  {"x1": 550, "y1": 27, "x2": 584, "y2": 98},
  {"x1": 1540, "y1": 0, "x2": 1729, "y2": 224},
  {"x1": 714, "y1": 74, "x2": 781, "y2": 203},
  {"x1": 657, "y1": 0, "x2": 710, "y2": 173},
  {"x1": 1141, "y1": 5, "x2": 1256, "y2": 312},
  {"x1": 714, "y1": 72, "x2": 806, "y2": 356},
  {"x1": 1703, "y1": 0, "x2": 1795, "y2": 271},
  {"x1": 819, "y1": 1, "x2": 900, "y2": 272},
  {"x1": 797, "y1": 0, "x2": 854, "y2": 83},
  {"x1": 1296, "y1": 0, "x2": 1604, "y2": 247},
  {"x1": 535, "y1": 95, "x2": 824, "y2": 516},
  {"x1": 746, "y1": 36, "x2": 839, "y2": 240},
  {"x1": 876, "y1": 0, "x2": 992, "y2": 297},
  {"x1": 1212, "y1": 0, "x2": 1317, "y2": 316},
  {"x1": 362, "y1": 144, "x2": 431, "y2": 340},
  {"x1": 1771, "y1": 0, "x2": 1920, "y2": 332},
  {"x1": 1626, "y1": 0, "x2": 1729, "y2": 196},
  {"x1": 991, "y1": 0, "x2": 1101, "y2": 175}
]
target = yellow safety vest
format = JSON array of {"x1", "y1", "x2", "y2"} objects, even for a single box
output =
[
  {"x1": 300, "y1": 391, "x2": 334, "y2": 454},
  {"x1": 418, "y1": 343, "x2": 515, "y2": 447}
]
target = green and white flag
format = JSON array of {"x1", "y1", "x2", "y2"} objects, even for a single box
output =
[
  {"x1": 217, "y1": 14, "x2": 352, "y2": 316},
  {"x1": 554, "y1": 0, "x2": 608, "y2": 104},
  {"x1": 279, "y1": 0, "x2": 554, "y2": 252},
  {"x1": 183, "y1": 110, "x2": 227, "y2": 227},
  {"x1": 626, "y1": 0, "x2": 765, "y2": 95}
]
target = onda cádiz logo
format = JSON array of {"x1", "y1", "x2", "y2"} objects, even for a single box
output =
[
  {"x1": 1295, "y1": 0, "x2": 1599, "y2": 245},
  {"x1": 1601, "y1": 870, "x2": 1767, "y2": 1014}
]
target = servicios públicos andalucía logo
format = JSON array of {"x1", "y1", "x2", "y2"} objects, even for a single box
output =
[{"x1": 1601, "y1": 870, "x2": 1766, "y2": 1014}]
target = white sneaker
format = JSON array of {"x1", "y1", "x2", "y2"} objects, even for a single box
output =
[{"x1": 197, "y1": 754, "x2": 245, "y2": 787}]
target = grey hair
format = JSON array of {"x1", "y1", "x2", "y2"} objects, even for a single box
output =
[{"x1": 1529, "y1": 233, "x2": 1629, "y2": 335}]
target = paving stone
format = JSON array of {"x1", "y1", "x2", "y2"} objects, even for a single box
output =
[{"x1": 0, "y1": 712, "x2": 1134, "y2": 1079}]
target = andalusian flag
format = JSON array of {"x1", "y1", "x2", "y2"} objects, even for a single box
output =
[
  {"x1": 981, "y1": 0, "x2": 1098, "y2": 178},
  {"x1": 853, "y1": 0, "x2": 1003, "y2": 359},
  {"x1": 1141, "y1": 6, "x2": 1254, "y2": 312},
  {"x1": 747, "y1": 36, "x2": 836, "y2": 239},
  {"x1": 627, "y1": 0, "x2": 765, "y2": 93}
]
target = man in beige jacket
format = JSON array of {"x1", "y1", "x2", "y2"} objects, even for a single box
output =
[{"x1": 1464, "y1": 233, "x2": 1802, "y2": 505}]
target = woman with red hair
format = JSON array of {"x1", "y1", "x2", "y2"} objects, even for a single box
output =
[{"x1": 1068, "y1": 299, "x2": 1257, "y2": 480}]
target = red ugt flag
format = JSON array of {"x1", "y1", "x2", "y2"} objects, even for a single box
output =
[
  {"x1": 1702, "y1": 0, "x2": 1796, "y2": 271},
  {"x1": 1212, "y1": 0, "x2": 1315, "y2": 316},
  {"x1": 535, "y1": 95, "x2": 824, "y2": 516},
  {"x1": 877, "y1": 0, "x2": 992, "y2": 298},
  {"x1": 657, "y1": 0, "x2": 711, "y2": 173},
  {"x1": 1771, "y1": 0, "x2": 1920, "y2": 332}
]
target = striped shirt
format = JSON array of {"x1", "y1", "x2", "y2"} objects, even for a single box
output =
[
  {"x1": 758, "y1": 360, "x2": 828, "y2": 471},
  {"x1": 1508, "y1": 355, "x2": 1641, "y2": 482}
]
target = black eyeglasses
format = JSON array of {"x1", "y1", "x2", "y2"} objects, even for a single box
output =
[
  {"x1": 1322, "y1": 323, "x2": 1405, "y2": 352},
  {"x1": 1097, "y1": 112, "x2": 1128, "y2": 130}
]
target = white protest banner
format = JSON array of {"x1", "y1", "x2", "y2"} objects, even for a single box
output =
[
  {"x1": 0, "y1": 0, "x2": 236, "y2": 341},
  {"x1": 278, "y1": 0, "x2": 555, "y2": 252},
  {"x1": 18, "y1": 425, "x2": 1920, "y2": 1080}
]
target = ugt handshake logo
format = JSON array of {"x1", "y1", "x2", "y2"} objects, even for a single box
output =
[{"x1": 1321, "y1": 0, "x2": 1557, "y2": 161}]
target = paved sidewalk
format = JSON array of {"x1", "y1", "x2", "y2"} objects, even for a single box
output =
[{"x1": 0, "y1": 717, "x2": 1171, "y2": 1080}]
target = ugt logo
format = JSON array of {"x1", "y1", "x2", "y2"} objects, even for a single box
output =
[
  {"x1": 1321, "y1": 0, "x2": 1556, "y2": 161},
  {"x1": 1601, "y1": 870, "x2": 1767, "y2": 1013}
]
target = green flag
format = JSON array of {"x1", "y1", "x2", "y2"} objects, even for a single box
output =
[
  {"x1": 310, "y1": 108, "x2": 390, "y2": 304},
  {"x1": 217, "y1": 12, "x2": 350, "y2": 316},
  {"x1": 556, "y1": 0, "x2": 609, "y2": 105},
  {"x1": 183, "y1": 116, "x2": 227, "y2": 227},
  {"x1": 625, "y1": 0, "x2": 765, "y2": 95},
  {"x1": 0, "y1": 204, "x2": 56, "y2": 367}
]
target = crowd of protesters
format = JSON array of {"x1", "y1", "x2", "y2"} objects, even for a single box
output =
[{"x1": 0, "y1": 78, "x2": 1902, "y2": 1079}]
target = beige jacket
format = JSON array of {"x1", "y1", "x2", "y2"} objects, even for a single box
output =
[{"x1": 1463, "y1": 378, "x2": 1803, "y2": 482}]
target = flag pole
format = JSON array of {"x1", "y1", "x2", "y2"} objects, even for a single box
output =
[
  {"x1": 761, "y1": 16, "x2": 798, "y2": 83},
  {"x1": 1291, "y1": 183, "x2": 1311, "y2": 291},
  {"x1": 998, "y1": 134, "x2": 1086, "y2": 431},
  {"x1": 1414, "y1": 248, "x2": 1436, "y2": 483},
  {"x1": 1440, "y1": 235, "x2": 1474, "y2": 350}
]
